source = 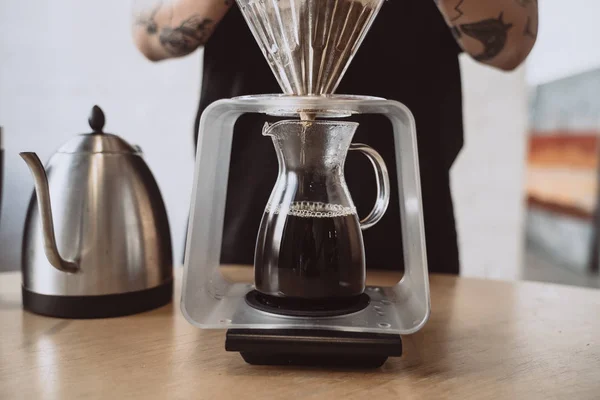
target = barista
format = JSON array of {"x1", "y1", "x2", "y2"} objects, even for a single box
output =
[{"x1": 132, "y1": 0, "x2": 538, "y2": 275}]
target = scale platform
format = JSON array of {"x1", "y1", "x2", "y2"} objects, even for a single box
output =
[{"x1": 226, "y1": 326, "x2": 402, "y2": 368}]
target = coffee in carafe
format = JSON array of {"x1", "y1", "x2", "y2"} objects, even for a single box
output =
[
  {"x1": 256, "y1": 201, "x2": 365, "y2": 300},
  {"x1": 253, "y1": 120, "x2": 390, "y2": 312}
]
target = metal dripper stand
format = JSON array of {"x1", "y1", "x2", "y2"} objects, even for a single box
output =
[{"x1": 181, "y1": 0, "x2": 431, "y2": 368}]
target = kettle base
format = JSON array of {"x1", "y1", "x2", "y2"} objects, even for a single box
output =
[{"x1": 22, "y1": 279, "x2": 173, "y2": 319}]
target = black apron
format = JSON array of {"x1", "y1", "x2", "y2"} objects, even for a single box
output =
[{"x1": 194, "y1": 0, "x2": 463, "y2": 274}]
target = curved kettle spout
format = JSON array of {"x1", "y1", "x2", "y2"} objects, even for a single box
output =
[{"x1": 20, "y1": 152, "x2": 80, "y2": 274}]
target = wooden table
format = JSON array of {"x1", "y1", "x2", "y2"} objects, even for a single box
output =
[{"x1": 1, "y1": 267, "x2": 599, "y2": 399}]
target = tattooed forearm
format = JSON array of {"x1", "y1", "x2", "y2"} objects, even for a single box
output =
[
  {"x1": 133, "y1": 0, "x2": 231, "y2": 60},
  {"x1": 435, "y1": 0, "x2": 538, "y2": 70},
  {"x1": 159, "y1": 16, "x2": 214, "y2": 56},
  {"x1": 136, "y1": 3, "x2": 214, "y2": 57},
  {"x1": 459, "y1": 13, "x2": 513, "y2": 62}
]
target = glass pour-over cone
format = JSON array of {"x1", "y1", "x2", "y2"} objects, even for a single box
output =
[{"x1": 236, "y1": 0, "x2": 384, "y2": 95}]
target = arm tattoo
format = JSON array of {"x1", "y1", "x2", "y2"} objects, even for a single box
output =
[
  {"x1": 459, "y1": 12, "x2": 513, "y2": 61},
  {"x1": 450, "y1": 0, "x2": 465, "y2": 22},
  {"x1": 135, "y1": 2, "x2": 161, "y2": 34},
  {"x1": 135, "y1": 2, "x2": 213, "y2": 56},
  {"x1": 159, "y1": 16, "x2": 214, "y2": 56},
  {"x1": 523, "y1": 16, "x2": 537, "y2": 39}
]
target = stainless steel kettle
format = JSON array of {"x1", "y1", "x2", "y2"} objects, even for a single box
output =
[{"x1": 20, "y1": 106, "x2": 173, "y2": 318}]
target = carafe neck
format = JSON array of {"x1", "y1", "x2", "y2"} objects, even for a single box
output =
[{"x1": 263, "y1": 120, "x2": 358, "y2": 172}]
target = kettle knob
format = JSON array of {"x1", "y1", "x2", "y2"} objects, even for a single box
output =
[{"x1": 88, "y1": 105, "x2": 105, "y2": 133}]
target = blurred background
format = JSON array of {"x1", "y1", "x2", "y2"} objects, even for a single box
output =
[{"x1": 1, "y1": 0, "x2": 599, "y2": 289}]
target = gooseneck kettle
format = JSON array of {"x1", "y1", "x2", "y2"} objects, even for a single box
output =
[{"x1": 20, "y1": 106, "x2": 173, "y2": 318}]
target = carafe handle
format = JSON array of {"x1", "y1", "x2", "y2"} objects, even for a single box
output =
[{"x1": 349, "y1": 143, "x2": 391, "y2": 230}]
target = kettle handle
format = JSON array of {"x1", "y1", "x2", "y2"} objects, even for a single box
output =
[
  {"x1": 20, "y1": 152, "x2": 80, "y2": 274},
  {"x1": 349, "y1": 143, "x2": 391, "y2": 231}
]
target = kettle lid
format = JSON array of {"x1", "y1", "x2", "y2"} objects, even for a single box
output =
[{"x1": 57, "y1": 105, "x2": 139, "y2": 154}]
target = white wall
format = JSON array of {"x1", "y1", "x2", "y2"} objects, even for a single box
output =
[
  {"x1": 526, "y1": 0, "x2": 600, "y2": 85},
  {"x1": 0, "y1": 0, "x2": 199, "y2": 271},
  {"x1": 452, "y1": 57, "x2": 528, "y2": 281}
]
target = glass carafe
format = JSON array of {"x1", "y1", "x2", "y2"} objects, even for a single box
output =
[{"x1": 254, "y1": 119, "x2": 390, "y2": 309}]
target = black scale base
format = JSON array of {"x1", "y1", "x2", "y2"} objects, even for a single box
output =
[
  {"x1": 226, "y1": 290, "x2": 402, "y2": 368},
  {"x1": 226, "y1": 328, "x2": 402, "y2": 368}
]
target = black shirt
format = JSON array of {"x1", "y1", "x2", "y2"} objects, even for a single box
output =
[{"x1": 195, "y1": 1, "x2": 463, "y2": 274}]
